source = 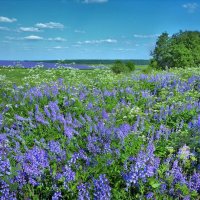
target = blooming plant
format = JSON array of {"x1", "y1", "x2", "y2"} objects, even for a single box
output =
[{"x1": 0, "y1": 67, "x2": 199, "y2": 199}]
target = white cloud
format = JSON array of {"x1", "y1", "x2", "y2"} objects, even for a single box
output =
[
  {"x1": 133, "y1": 34, "x2": 160, "y2": 38},
  {"x1": 7, "y1": 35, "x2": 66, "y2": 42},
  {"x1": 0, "y1": 26, "x2": 10, "y2": 31},
  {"x1": 35, "y1": 22, "x2": 64, "y2": 29},
  {"x1": 82, "y1": 0, "x2": 108, "y2": 3},
  {"x1": 182, "y1": 3, "x2": 198, "y2": 13},
  {"x1": 0, "y1": 16, "x2": 17, "y2": 23},
  {"x1": 74, "y1": 29, "x2": 86, "y2": 34},
  {"x1": 24, "y1": 35, "x2": 43, "y2": 40},
  {"x1": 19, "y1": 27, "x2": 41, "y2": 32},
  {"x1": 104, "y1": 39, "x2": 117, "y2": 43},
  {"x1": 77, "y1": 38, "x2": 117, "y2": 44},
  {"x1": 52, "y1": 46, "x2": 69, "y2": 49},
  {"x1": 114, "y1": 48, "x2": 136, "y2": 52},
  {"x1": 47, "y1": 37, "x2": 67, "y2": 42}
]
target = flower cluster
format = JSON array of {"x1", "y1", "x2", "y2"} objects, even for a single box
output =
[{"x1": 123, "y1": 143, "x2": 160, "y2": 189}]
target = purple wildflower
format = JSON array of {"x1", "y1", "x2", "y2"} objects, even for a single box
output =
[
  {"x1": 52, "y1": 191, "x2": 62, "y2": 200},
  {"x1": 123, "y1": 143, "x2": 160, "y2": 189},
  {"x1": 178, "y1": 144, "x2": 193, "y2": 161},
  {"x1": 102, "y1": 109, "x2": 109, "y2": 120},
  {"x1": 77, "y1": 183, "x2": 91, "y2": 200},
  {"x1": 189, "y1": 172, "x2": 200, "y2": 192},
  {"x1": 170, "y1": 160, "x2": 187, "y2": 185},
  {"x1": 15, "y1": 115, "x2": 30, "y2": 121},
  {"x1": 62, "y1": 165, "x2": 76, "y2": 189},
  {"x1": 183, "y1": 196, "x2": 190, "y2": 200},
  {"x1": 93, "y1": 174, "x2": 111, "y2": 200},
  {"x1": 64, "y1": 125, "x2": 73, "y2": 139},
  {"x1": 146, "y1": 192, "x2": 154, "y2": 199},
  {"x1": 22, "y1": 146, "x2": 49, "y2": 185},
  {"x1": 68, "y1": 149, "x2": 88, "y2": 167},
  {"x1": 35, "y1": 112, "x2": 49, "y2": 125},
  {"x1": 44, "y1": 106, "x2": 51, "y2": 118},
  {"x1": 0, "y1": 180, "x2": 17, "y2": 200},
  {"x1": 48, "y1": 141, "x2": 62, "y2": 154}
]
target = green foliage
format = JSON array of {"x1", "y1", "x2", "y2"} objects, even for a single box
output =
[
  {"x1": 151, "y1": 30, "x2": 200, "y2": 69},
  {"x1": 169, "y1": 43, "x2": 194, "y2": 69},
  {"x1": 149, "y1": 59, "x2": 158, "y2": 69},
  {"x1": 151, "y1": 32, "x2": 171, "y2": 69},
  {"x1": 111, "y1": 60, "x2": 129, "y2": 74},
  {"x1": 111, "y1": 60, "x2": 135, "y2": 74},
  {"x1": 125, "y1": 61, "x2": 135, "y2": 71},
  {"x1": 142, "y1": 66, "x2": 153, "y2": 74}
]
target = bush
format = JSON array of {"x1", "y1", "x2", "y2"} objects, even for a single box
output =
[
  {"x1": 125, "y1": 61, "x2": 135, "y2": 71},
  {"x1": 111, "y1": 60, "x2": 135, "y2": 74},
  {"x1": 149, "y1": 59, "x2": 158, "y2": 70},
  {"x1": 142, "y1": 66, "x2": 153, "y2": 74},
  {"x1": 111, "y1": 60, "x2": 129, "y2": 74}
]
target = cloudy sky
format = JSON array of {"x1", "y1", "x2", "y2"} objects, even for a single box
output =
[{"x1": 0, "y1": 0, "x2": 200, "y2": 60}]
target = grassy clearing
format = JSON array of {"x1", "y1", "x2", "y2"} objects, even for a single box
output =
[{"x1": 0, "y1": 65, "x2": 147, "y2": 86}]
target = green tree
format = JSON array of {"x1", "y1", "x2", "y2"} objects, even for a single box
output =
[
  {"x1": 169, "y1": 43, "x2": 194, "y2": 68},
  {"x1": 111, "y1": 60, "x2": 129, "y2": 74},
  {"x1": 125, "y1": 61, "x2": 135, "y2": 72},
  {"x1": 172, "y1": 31, "x2": 200, "y2": 66},
  {"x1": 151, "y1": 30, "x2": 200, "y2": 69},
  {"x1": 151, "y1": 32, "x2": 171, "y2": 69}
]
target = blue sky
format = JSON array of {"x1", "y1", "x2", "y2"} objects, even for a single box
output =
[{"x1": 0, "y1": 0, "x2": 200, "y2": 60}]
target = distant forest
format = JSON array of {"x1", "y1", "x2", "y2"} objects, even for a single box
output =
[{"x1": 35, "y1": 59, "x2": 149, "y2": 65}]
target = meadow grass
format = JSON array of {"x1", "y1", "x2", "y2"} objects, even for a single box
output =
[{"x1": 0, "y1": 65, "x2": 147, "y2": 86}]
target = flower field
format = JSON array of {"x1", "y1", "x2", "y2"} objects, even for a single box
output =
[
  {"x1": 0, "y1": 61, "x2": 95, "y2": 70},
  {"x1": 0, "y1": 67, "x2": 200, "y2": 199}
]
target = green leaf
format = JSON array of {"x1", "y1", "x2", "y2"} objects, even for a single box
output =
[{"x1": 151, "y1": 183, "x2": 160, "y2": 189}]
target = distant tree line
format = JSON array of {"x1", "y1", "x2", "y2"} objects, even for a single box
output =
[
  {"x1": 151, "y1": 30, "x2": 200, "y2": 69},
  {"x1": 33, "y1": 59, "x2": 149, "y2": 66}
]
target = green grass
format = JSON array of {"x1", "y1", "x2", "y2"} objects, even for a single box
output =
[{"x1": 0, "y1": 65, "x2": 147, "y2": 87}]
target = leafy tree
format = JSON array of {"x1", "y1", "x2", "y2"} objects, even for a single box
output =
[
  {"x1": 151, "y1": 30, "x2": 200, "y2": 69},
  {"x1": 169, "y1": 43, "x2": 194, "y2": 69},
  {"x1": 125, "y1": 61, "x2": 135, "y2": 71},
  {"x1": 111, "y1": 60, "x2": 130, "y2": 74},
  {"x1": 151, "y1": 32, "x2": 171, "y2": 69}
]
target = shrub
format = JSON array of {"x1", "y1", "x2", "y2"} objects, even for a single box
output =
[
  {"x1": 111, "y1": 60, "x2": 129, "y2": 74},
  {"x1": 149, "y1": 59, "x2": 158, "y2": 70},
  {"x1": 125, "y1": 61, "x2": 135, "y2": 72},
  {"x1": 142, "y1": 66, "x2": 153, "y2": 74}
]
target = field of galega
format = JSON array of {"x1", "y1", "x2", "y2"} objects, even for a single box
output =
[{"x1": 0, "y1": 67, "x2": 200, "y2": 199}]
